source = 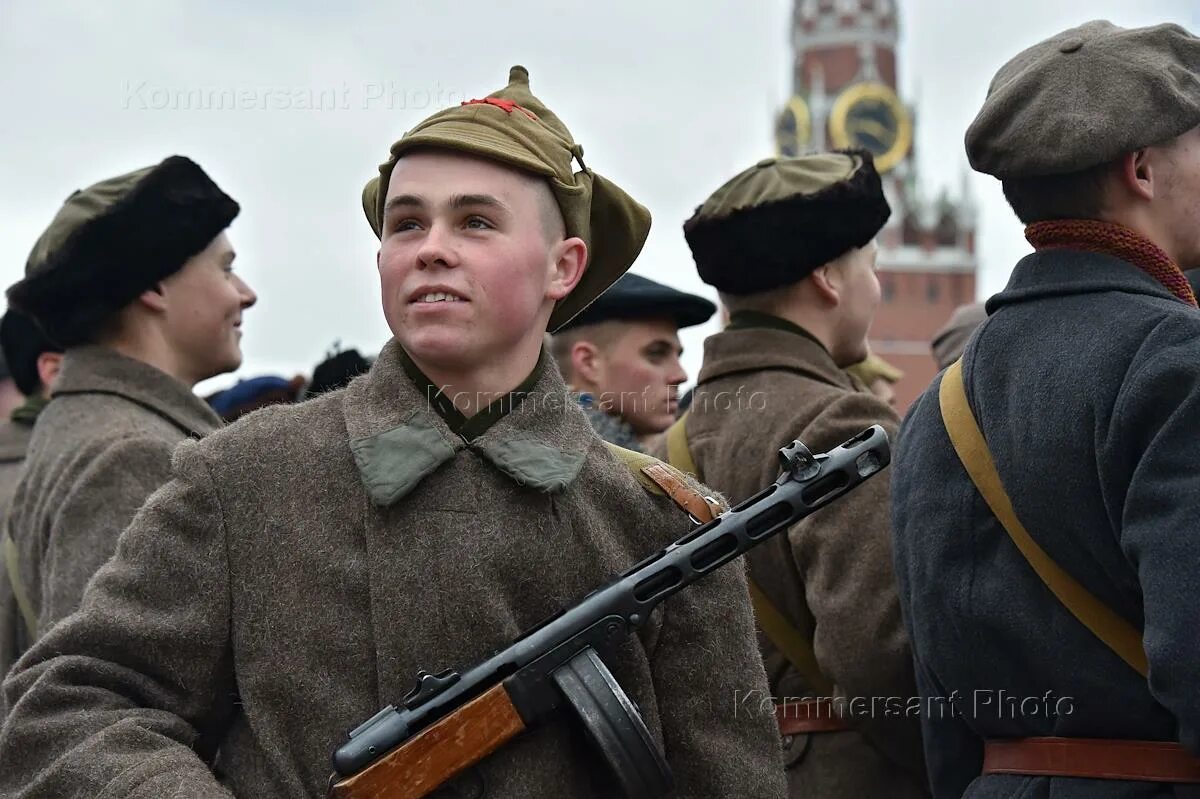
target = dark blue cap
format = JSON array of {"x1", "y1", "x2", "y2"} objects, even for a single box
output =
[
  {"x1": 208, "y1": 376, "x2": 297, "y2": 419},
  {"x1": 558, "y1": 273, "x2": 716, "y2": 331}
]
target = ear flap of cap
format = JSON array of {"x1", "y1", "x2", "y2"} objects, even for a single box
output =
[
  {"x1": 362, "y1": 175, "x2": 383, "y2": 239},
  {"x1": 547, "y1": 170, "x2": 652, "y2": 330}
]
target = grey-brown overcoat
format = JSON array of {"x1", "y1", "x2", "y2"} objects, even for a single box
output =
[
  {"x1": 0, "y1": 339, "x2": 786, "y2": 799},
  {"x1": 653, "y1": 323, "x2": 929, "y2": 797},
  {"x1": 0, "y1": 421, "x2": 33, "y2": 524},
  {"x1": 0, "y1": 418, "x2": 34, "y2": 675},
  {"x1": 0, "y1": 346, "x2": 221, "y2": 677}
]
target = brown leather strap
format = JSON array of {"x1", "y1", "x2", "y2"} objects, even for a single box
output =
[
  {"x1": 983, "y1": 738, "x2": 1200, "y2": 783},
  {"x1": 641, "y1": 462, "x2": 722, "y2": 523},
  {"x1": 775, "y1": 698, "x2": 851, "y2": 736}
]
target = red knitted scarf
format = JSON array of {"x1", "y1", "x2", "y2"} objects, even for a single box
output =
[{"x1": 1025, "y1": 220, "x2": 1197, "y2": 307}]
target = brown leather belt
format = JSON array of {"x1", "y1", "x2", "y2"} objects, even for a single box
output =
[
  {"x1": 775, "y1": 698, "x2": 850, "y2": 736},
  {"x1": 984, "y1": 737, "x2": 1200, "y2": 783}
]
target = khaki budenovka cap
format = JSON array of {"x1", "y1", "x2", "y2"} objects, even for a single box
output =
[
  {"x1": 361, "y1": 65, "x2": 652, "y2": 331},
  {"x1": 966, "y1": 20, "x2": 1200, "y2": 178}
]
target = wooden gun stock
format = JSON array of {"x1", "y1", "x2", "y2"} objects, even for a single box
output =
[{"x1": 329, "y1": 684, "x2": 526, "y2": 799}]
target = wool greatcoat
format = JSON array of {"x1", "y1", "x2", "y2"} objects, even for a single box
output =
[
  {"x1": 891, "y1": 250, "x2": 1200, "y2": 798},
  {"x1": 653, "y1": 317, "x2": 929, "y2": 797},
  {"x1": 0, "y1": 420, "x2": 33, "y2": 523},
  {"x1": 0, "y1": 416, "x2": 35, "y2": 675},
  {"x1": 0, "y1": 346, "x2": 221, "y2": 680},
  {"x1": 0, "y1": 338, "x2": 786, "y2": 799}
]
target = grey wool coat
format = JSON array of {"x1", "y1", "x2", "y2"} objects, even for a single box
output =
[
  {"x1": 0, "y1": 419, "x2": 35, "y2": 675},
  {"x1": 652, "y1": 323, "x2": 930, "y2": 798},
  {"x1": 0, "y1": 346, "x2": 222, "y2": 678},
  {"x1": 892, "y1": 250, "x2": 1200, "y2": 798},
  {"x1": 0, "y1": 421, "x2": 34, "y2": 523},
  {"x1": 0, "y1": 338, "x2": 786, "y2": 799}
]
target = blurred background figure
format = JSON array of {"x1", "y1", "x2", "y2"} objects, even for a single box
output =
[
  {"x1": 0, "y1": 309, "x2": 63, "y2": 518},
  {"x1": 206, "y1": 374, "x2": 305, "y2": 422},
  {"x1": 303, "y1": 344, "x2": 372, "y2": 398},
  {"x1": 0, "y1": 354, "x2": 21, "y2": 422},
  {"x1": 551, "y1": 273, "x2": 714, "y2": 452},
  {"x1": 846, "y1": 350, "x2": 904, "y2": 406},
  {"x1": 931, "y1": 302, "x2": 987, "y2": 370}
]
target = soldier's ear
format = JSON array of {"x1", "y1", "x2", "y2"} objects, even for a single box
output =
[
  {"x1": 36, "y1": 351, "x2": 63, "y2": 395},
  {"x1": 136, "y1": 284, "x2": 169, "y2": 313},
  {"x1": 808, "y1": 264, "x2": 841, "y2": 307},
  {"x1": 546, "y1": 236, "x2": 588, "y2": 301},
  {"x1": 571, "y1": 340, "x2": 605, "y2": 386},
  {"x1": 1120, "y1": 148, "x2": 1155, "y2": 202}
]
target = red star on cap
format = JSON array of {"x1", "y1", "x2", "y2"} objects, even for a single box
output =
[{"x1": 461, "y1": 97, "x2": 539, "y2": 121}]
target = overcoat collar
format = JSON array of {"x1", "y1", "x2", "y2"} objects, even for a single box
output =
[
  {"x1": 51, "y1": 345, "x2": 221, "y2": 437},
  {"x1": 343, "y1": 339, "x2": 593, "y2": 506}
]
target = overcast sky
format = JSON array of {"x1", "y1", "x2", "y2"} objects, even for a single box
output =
[{"x1": 1, "y1": 0, "x2": 1196, "y2": 394}]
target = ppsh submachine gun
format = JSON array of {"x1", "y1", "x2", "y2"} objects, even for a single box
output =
[{"x1": 329, "y1": 425, "x2": 891, "y2": 799}]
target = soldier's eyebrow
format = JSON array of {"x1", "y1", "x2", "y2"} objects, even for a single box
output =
[
  {"x1": 383, "y1": 194, "x2": 425, "y2": 216},
  {"x1": 383, "y1": 193, "x2": 511, "y2": 217},
  {"x1": 644, "y1": 338, "x2": 683, "y2": 355},
  {"x1": 449, "y1": 193, "x2": 511, "y2": 215}
]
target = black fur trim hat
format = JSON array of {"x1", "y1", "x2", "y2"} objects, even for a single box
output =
[
  {"x1": 9, "y1": 156, "x2": 239, "y2": 346},
  {"x1": 683, "y1": 150, "x2": 890, "y2": 295}
]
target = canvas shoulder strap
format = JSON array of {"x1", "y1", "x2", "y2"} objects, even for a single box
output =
[
  {"x1": 661, "y1": 413, "x2": 834, "y2": 696},
  {"x1": 665, "y1": 413, "x2": 696, "y2": 479},
  {"x1": 938, "y1": 359, "x2": 1148, "y2": 677}
]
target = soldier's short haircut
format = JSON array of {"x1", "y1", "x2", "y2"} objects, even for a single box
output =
[
  {"x1": 717, "y1": 279, "x2": 804, "y2": 317},
  {"x1": 1000, "y1": 159, "x2": 1117, "y2": 225},
  {"x1": 533, "y1": 178, "x2": 566, "y2": 243},
  {"x1": 549, "y1": 321, "x2": 626, "y2": 383}
]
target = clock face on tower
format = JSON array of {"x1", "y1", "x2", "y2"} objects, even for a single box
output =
[
  {"x1": 828, "y1": 82, "x2": 912, "y2": 173},
  {"x1": 774, "y1": 95, "x2": 812, "y2": 158}
]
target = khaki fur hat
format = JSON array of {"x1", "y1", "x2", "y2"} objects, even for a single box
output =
[
  {"x1": 683, "y1": 150, "x2": 890, "y2": 295},
  {"x1": 361, "y1": 65, "x2": 651, "y2": 332},
  {"x1": 966, "y1": 20, "x2": 1200, "y2": 178},
  {"x1": 9, "y1": 156, "x2": 238, "y2": 347}
]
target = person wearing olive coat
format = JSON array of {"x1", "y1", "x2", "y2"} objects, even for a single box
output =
[
  {"x1": 0, "y1": 156, "x2": 257, "y2": 678},
  {"x1": 654, "y1": 151, "x2": 929, "y2": 798}
]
